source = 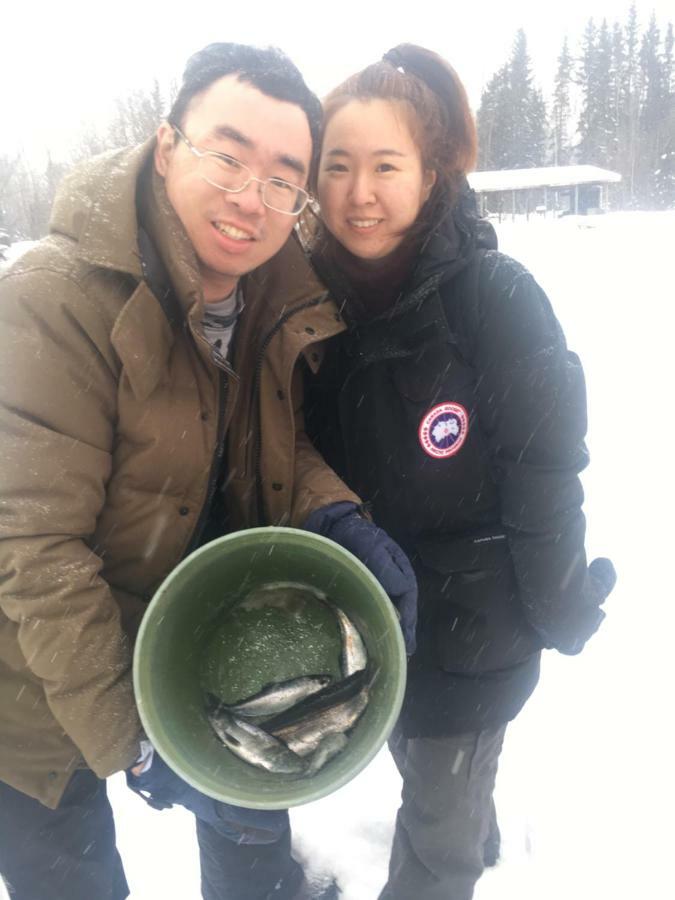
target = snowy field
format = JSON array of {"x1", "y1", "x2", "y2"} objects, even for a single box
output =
[{"x1": 2, "y1": 210, "x2": 674, "y2": 899}]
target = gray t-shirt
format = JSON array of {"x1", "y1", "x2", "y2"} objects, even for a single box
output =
[{"x1": 201, "y1": 286, "x2": 244, "y2": 359}]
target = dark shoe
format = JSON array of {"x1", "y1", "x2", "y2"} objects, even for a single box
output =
[{"x1": 293, "y1": 874, "x2": 340, "y2": 899}]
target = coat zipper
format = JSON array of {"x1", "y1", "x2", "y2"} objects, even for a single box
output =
[
  {"x1": 252, "y1": 293, "x2": 330, "y2": 524},
  {"x1": 182, "y1": 349, "x2": 230, "y2": 557}
]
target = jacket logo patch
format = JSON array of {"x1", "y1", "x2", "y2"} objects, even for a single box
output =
[{"x1": 418, "y1": 403, "x2": 469, "y2": 459}]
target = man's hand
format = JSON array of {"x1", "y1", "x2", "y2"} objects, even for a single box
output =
[
  {"x1": 126, "y1": 753, "x2": 288, "y2": 844},
  {"x1": 303, "y1": 502, "x2": 418, "y2": 655}
]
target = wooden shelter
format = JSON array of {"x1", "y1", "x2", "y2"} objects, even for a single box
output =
[{"x1": 468, "y1": 165, "x2": 622, "y2": 220}]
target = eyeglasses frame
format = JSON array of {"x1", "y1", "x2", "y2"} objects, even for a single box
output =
[{"x1": 170, "y1": 124, "x2": 311, "y2": 216}]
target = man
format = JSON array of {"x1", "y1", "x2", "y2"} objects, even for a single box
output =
[{"x1": 0, "y1": 42, "x2": 413, "y2": 900}]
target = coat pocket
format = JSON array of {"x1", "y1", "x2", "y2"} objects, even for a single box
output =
[{"x1": 415, "y1": 530, "x2": 542, "y2": 673}]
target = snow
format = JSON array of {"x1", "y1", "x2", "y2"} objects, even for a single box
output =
[
  {"x1": 468, "y1": 164, "x2": 622, "y2": 192},
  {"x1": 0, "y1": 241, "x2": 34, "y2": 269},
  {"x1": 2, "y1": 210, "x2": 674, "y2": 899}
]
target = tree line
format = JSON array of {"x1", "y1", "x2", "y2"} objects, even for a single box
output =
[
  {"x1": 0, "y1": 80, "x2": 170, "y2": 246},
  {"x1": 2, "y1": 12, "x2": 674, "y2": 248},
  {"x1": 477, "y1": 6, "x2": 675, "y2": 209}
]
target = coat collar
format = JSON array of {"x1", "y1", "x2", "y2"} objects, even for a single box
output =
[
  {"x1": 50, "y1": 138, "x2": 337, "y2": 391},
  {"x1": 49, "y1": 141, "x2": 156, "y2": 279}
]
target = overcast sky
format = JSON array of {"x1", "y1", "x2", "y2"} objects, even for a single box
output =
[{"x1": 1, "y1": 0, "x2": 672, "y2": 162}]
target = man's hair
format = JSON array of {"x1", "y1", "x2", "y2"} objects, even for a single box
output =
[{"x1": 169, "y1": 42, "x2": 322, "y2": 161}]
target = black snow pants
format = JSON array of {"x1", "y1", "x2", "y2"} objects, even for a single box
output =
[{"x1": 0, "y1": 770, "x2": 304, "y2": 900}]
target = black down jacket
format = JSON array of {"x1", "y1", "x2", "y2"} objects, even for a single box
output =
[{"x1": 306, "y1": 198, "x2": 607, "y2": 737}]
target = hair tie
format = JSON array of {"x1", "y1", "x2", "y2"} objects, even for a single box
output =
[
  {"x1": 382, "y1": 46, "x2": 450, "y2": 116},
  {"x1": 382, "y1": 47, "x2": 407, "y2": 74}
]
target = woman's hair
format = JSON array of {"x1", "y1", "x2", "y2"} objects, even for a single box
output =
[{"x1": 319, "y1": 44, "x2": 477, "y2": 207}]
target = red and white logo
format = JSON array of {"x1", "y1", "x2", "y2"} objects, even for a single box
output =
[{"x1": 418, "y1": 402, "x2": 469, "y2": 459}]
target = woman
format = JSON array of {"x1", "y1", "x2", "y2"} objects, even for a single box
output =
[{"x1": 304, "y1": 44, "x2": 616, "y2": 900}]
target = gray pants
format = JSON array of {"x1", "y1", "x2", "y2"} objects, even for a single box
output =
[{"x1": 379, "y1": 722, "x2": 507, "y2": 900}]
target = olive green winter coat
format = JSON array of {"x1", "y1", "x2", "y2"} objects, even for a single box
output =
[{"x1": 0, "y1": 141, "x2": 357, "y2": 807}]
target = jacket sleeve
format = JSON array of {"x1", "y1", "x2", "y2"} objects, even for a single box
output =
[
  {"x1": 0, "y1": 268, "x2": 143, "y2": 776},
  {"x1": 288, "y1": 365, "x2": 362, "y2": 526},
  {"x1": 471, "y1": 253, "x2": 607, "y2": 654}
]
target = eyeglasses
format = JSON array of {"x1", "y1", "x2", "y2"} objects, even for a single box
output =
[{"x1": 171, "y1": 125, "x2": 311, "y2": 216}]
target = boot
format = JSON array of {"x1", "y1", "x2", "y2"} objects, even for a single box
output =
[{"x1": 292, "y1": 873, "x2": 341, "y2": 899}]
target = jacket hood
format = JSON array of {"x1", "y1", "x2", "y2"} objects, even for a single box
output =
[
  {"x1": 49, "y1": 141, "x2": 156, "y2": 280},
  {"x1": 405, "y1": 181, "x2": 498, "y2": 295}
]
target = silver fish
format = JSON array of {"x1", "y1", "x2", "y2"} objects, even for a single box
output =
[
  {"x1": 271, "y1": 688, "x2": 369, "y2": 757},
  {"x1": 305, "y1": 733, "x2": 349, "y2": 776},
  {"x1": 261, "y1": 670, "x2": 368, "y2": 732},
  {"x1": 222, "y1": 675, "x2": 332, "y2": 718},
  {"x1": 331, "y1": 604, "x2": 368, "y2": 676},
  {"x1": 239, "y1": 582, "x2": 324, "y2": 614},
  {"x1": 208, "y1": 709, "x2": 307, "y2": 775}
]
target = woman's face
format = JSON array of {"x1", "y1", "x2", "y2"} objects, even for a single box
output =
[{"x1": 317, "y1": 98, "x2": 436, "y2": 260}]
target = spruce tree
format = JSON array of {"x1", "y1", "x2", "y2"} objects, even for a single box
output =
[
  {"x1": 476, "y1": 29, "x2": 548, "y2": 170},
  {"x1": 577, "y1": 19, "x2": 602, "y2": 164},
  {"x1": 659, "y1": 23, "x2": 675, "y2": 208},
  {"x1": 552, "y1": 37, "x2": 574, "y2": 165},
  {"x1": 637, "y1": 14, "x2": 665, "y2": 205},
  {"x1": 624, "y1": 3, "x2": 641, "y2": 204},
  {"x1": 527, "y1": 88, "x2": 549, "y2": 167},
  {"x1": 596, "y1": 20, "x2": 618, "y2": 165},
  {"x1": 477, "y1": 65, "x2": 510, "y2": 169}
]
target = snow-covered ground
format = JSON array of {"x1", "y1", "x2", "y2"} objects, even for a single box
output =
[{"x1": 2, "y1": 210, "x2": 674, "y2": 899}]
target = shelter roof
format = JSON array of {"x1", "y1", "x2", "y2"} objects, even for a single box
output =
[{"x1": 468, "y1": 165, "x2": 622, "y2": 193}]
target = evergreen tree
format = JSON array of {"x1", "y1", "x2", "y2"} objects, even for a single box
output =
[
  {"x1": 108, "y1": 79, "x2": 167, "y2": 148},
  {"x1": 596, "y1": 20, "x2": 618, "y2": 165},
  {"x1": 527, "y1": 87, "x2": 548, "y2": 167},
  {"x1": 577, "y1": 17, "x2": 621, "y2": 168},
  {"x1": 477, "y1": 65, "x2": 510, "y2": 169},
  {"x1": 664, "y1": 21, "x2": 674, "y2": 92},
  {"x1": 577, "y1": 19, "x2": 602, "y2": 164},
  {"x1": 476, "y1": 29, "x2": 548, "y2": 169},
  {"x1": 509, "y1": 29, "x2": 548, "y2": 166},
  {"x1": 610, "y1": 21, "x2": 629, "y2": 202},
  {"x1": 637, "y1": 13, "x2": 665, "y2": 205},
  {"x1": 552, "y1": 37, "x2": 574, "y2": 165},
  {"x1": 473, "y1": 5, "x2": 675, "y2": 209},
  {"x1": 623, "y1": 3, "x2": 641, "y2": 204},
  {"x1": 657, "y1": 23, "x2": 675, "y2": 209}
]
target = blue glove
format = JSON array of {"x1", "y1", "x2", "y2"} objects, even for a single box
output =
[
  {"x1": 303, "y1": 502, "x2": 418, "y2": 655},
  {"x1": 126, "y1": 753, "x2": 288, "y2": 845},
  {"x1": 588, "y1": 557, "x2": 617, "y2": 599}
]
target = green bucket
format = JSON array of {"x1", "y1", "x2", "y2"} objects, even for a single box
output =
[{"x1": 133, "y1": 527, "x2": 406, "y2": 809}]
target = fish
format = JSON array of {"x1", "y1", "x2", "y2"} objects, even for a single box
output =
[
  {"x1": 305, "y1": 733, "x2": 349, "y2": 776},
  {"x1": 328, "y1": 602, "x2": 368, "y2": 676},
  {"x1": 271, "y1": 686, "x2": 370, "y2": 757},
  {"x1": 207, "y1": 709, "x2": 307, "y2": 775},
  {"x1": 239, "y1": 582, "x2": 325, "y2": 615},
  {"x1": 209, "y1": 674, "x2": 333, "y2": 719},
  {"x1": 261, "y1": 669, "x2": 368, "y2": 732}
]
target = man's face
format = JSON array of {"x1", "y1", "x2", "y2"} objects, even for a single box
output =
[{"x1": 155, "y1": 74, "x2": 312, "y2": 302}]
